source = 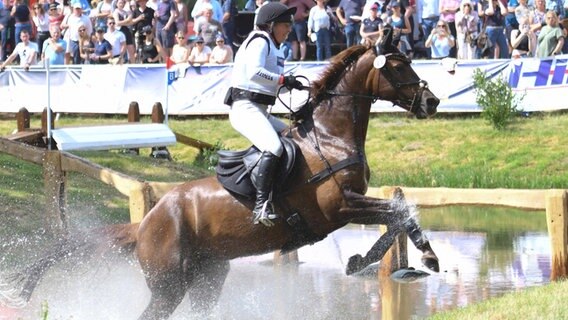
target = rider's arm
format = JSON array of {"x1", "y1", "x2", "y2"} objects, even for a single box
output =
[{"x1": 245, "y1": 38, "x2": 282, "y2": 87}]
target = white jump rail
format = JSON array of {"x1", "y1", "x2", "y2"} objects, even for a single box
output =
[{"x1": 51, "y1": 123, "x2": 176, "y2": 151}]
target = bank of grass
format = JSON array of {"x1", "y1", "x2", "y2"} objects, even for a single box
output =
[
  {"x1": 2, "y1": 113, "x2": 568, "y2": 188},
  {"x1": 429, "y1": 279, "x2": 568, "y2": 320}
]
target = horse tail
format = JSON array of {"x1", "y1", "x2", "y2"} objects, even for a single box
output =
[{"x1": 0, "y1": 223, "x2": 140, "y2": 307}]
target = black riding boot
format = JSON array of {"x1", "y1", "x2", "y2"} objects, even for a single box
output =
[{"x1": 252, "y1": 151, "x2": 280, "y2": 227}]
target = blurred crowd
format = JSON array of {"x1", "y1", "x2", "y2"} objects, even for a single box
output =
[{"x1": 0, "y1": 0, "x2": 566, "y2": 69}]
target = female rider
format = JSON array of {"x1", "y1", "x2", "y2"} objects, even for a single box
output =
[{"x1": 227, "y1": 2, "x2": 303, "y2": 227}]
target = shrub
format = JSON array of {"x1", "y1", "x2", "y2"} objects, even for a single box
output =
[
  {"x1": 194, "y1": 141, "x2": 226, "y2": 171},
  {"x1": 472, "y1": 68, "x2": 524, "y2": 130}
]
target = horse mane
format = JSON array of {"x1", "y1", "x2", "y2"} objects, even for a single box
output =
[{"x1": 311, "y1": 45, "x2": 370, "y2": 101}]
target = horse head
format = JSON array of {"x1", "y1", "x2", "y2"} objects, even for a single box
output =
[
  {"x1": 310, "y1": 34, "x2": 439, "y2": 119},
  {"x1": 369, "y1": 24, "x2": 440, "y2": 119}
]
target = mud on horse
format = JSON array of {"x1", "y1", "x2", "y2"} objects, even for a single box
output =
[{"x1": 3, "y1": 26, "x2": 440, "y2": 320}]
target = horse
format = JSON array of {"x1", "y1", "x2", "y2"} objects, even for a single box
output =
[{"x1": 3, "y1": 30, "x2": 440, "y2": 320}]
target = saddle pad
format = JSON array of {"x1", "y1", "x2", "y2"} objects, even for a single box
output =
[{"x1": 216, "y1": 137, "x2": 298, "y2": 199}]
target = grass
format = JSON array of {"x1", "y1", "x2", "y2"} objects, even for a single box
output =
[
  {"x1": 3, "y1": 112, "x2": 568, "y2": 189},
  {"x1": 429, "y1": 279, "x2": 568, "y2": 320}
]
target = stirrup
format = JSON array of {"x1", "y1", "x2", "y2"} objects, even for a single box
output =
[{"x1": 253, "y1": 201, "x2": 279, "y2": 227}]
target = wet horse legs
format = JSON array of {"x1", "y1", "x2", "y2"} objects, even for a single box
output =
[{"x1": 341, "y1": 188, "x2": 439, "y2": 274}]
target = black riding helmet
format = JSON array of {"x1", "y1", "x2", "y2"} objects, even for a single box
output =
[{"x1": 255, "y1": 2, "x2": 297, "y2": 26}]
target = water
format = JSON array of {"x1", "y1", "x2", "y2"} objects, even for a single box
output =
[{"x1": 1, "y1": 207, "x2": 551, "y2": 319}]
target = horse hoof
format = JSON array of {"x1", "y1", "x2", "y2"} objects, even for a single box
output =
[
  {"x1": 421, "y1": 252, "x2": 440, "y2": 273},
  {"x1": 346, "y1": 254, "x2": 364, "y2": 275}
]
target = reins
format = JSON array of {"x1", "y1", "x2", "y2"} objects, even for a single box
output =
[{"x1": 275, "y1": 47, "x2": 428, "y2": 184}]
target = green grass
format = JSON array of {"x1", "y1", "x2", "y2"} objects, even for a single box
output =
[
  {"x1": 3, "y1": 112, "x2": 568, "y2": 189},
  {"x1": 429, "y1": 279, "x2": 568, "y2": 320}
]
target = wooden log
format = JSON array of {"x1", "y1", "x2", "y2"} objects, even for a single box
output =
[
  {"x1": 16, "y1": 107, "x2": 30, "y2": 132},
  {"x1": 375, "y1": 186, "x2": 548, "y2": 211},
  {"x1": 546, "y1": 190, "x2": 568, "y2": 281},
  {"x1": 129, "y1": 183, "x2": 153, "y2": 223},
  {"x1": 4, "y1": 130, "x2": 43, "y2": 144},
  {"x1": 147, "y1": 181, "x2": 183, "y2": 199},
  {"x1": 0, "y1": 137, "x2": 45, "y2": 164},
  {"x1": 59, "y1": 151, "x2": 146, "y2": 197},
  {"x1": 174, "y1": 131, "x2": 213, "y2": 150},
  {"x1": 43, "y1": 151, "x2": 66, "y2": 234}
]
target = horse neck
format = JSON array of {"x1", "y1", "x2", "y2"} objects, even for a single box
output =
[{"x1": 311, "y1": 59, "x2": 375, "y2": 153}]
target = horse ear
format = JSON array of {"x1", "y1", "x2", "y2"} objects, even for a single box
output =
[{"x1": 379, "y1": 24, "x2": 396, "y2": 53}]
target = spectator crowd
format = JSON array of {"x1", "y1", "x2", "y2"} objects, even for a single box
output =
[{"x1": 0, "y1": 0, "x2": 566, "y2": 69}]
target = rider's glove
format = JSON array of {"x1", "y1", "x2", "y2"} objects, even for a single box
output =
[{"x1": 281, "y1": 75, "x2": 304, "y2": 90}]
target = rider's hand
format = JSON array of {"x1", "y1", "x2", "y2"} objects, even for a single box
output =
[{"x1": 282, "y1": 75, "x2": 304, "y2": 90}]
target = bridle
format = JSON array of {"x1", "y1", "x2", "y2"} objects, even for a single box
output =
[
  {"x1": 373, "y1": 51, "x2": 429, "y2": 115},
  {"x1": 325, "y1": 48, "x2": 429, "y2": 115}
]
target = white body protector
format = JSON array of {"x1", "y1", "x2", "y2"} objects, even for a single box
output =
[{"x1": 229, "y1": 30, "x2": 287, "y2": 156}]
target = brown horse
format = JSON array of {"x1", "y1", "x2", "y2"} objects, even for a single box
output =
[{"x1": 4, "y1": 36, "x2": 440, "y2": 319}]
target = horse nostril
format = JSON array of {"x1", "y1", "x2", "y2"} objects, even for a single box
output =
[{"x1": 426, "y1": 97, "x2": 440, "y2": 110}]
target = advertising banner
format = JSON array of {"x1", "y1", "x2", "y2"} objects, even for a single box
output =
[{"x1": 0, "y1": 55, "x2": 566, "y2": 115}]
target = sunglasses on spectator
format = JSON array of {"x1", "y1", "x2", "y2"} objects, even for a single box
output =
[
  {"x1": 108, "y1": 22, "x2": 115, "y2": 25},
  {"x1": 34, "y1": 6, "x2": 41, "y2": 9},
  {"x1": 177, "y1": 37, "x2": 185, "y2": 39},
  {"x1": 79, "y1": 28, "x2": 86, "y2": 31},
  {"x1": 217, "y1": 40, "x2": 224, "y2": 43},
  {"x1": 437, "y1": 24, "x2": 445, "y2": 27}
]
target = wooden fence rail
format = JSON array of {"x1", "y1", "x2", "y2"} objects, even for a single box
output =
[{"x1": 368, "y1": 186, "x2": 568, "y2": 281}]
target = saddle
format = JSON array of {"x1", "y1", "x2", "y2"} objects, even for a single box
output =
[{"x1": 216, "y1": 136, "x2": 298, "y2": 199}]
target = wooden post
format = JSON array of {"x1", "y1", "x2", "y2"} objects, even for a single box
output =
[
  {"x1": 150, "y1": 102, "x2": 171, "y2": 160},
  {"x1": 129, "y1": 183, "x2": 153, "y2": 223},
  {"x1": 376, "y1": 187, "x2": 408, "y2": 276},
  {"x1": 43, "y1": 151, "x2": 66, "y2": 234},
  {"x1": 546, "y1": 189, "x2": 568, "y2": 281},
  {"x1": 379, "y1": 271, "x2": 411, "y2": 320},
  {"x1": 127, "y1": 101, "x2": 140, "y2": 123},
  {"x1": 378, "y1": 225, "x2": 408, "y2": 277},
  {"x1": 152, "y1": 102, "x2": 165, "y2": 123},
  {"x1": 16, "y1": 107, "x2": 30, "y2": 132},
  {"x1": 127, "y1": 102, "x2": 141, "y2": 155},
  {"x1": 273, "y1": 250, "x2": 299, "y2": 266}
]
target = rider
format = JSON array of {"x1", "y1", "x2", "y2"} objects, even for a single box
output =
[{"x1": 227, "y1": 2, "x2": 304, "y2": 227}]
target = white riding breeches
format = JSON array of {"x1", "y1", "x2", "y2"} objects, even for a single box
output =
[{"x1": 229, "y1": 100, "x2": 287, "y2": 157}]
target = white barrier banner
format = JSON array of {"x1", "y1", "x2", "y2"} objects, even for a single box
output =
[{"x1": 0, "y1": 55, "x2": 566, "y2": 115}]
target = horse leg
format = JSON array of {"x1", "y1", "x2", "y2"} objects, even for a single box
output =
[
  {"x1": 403, "y1": 216, "x2": 439, "y2": 272},
  {"x1": 187, "y1": 258, "x2": 230, "y2": 315},
  {"x1": 341, "y1": 188, "x2": 440, "y2": 273},
  {"x1": 138, "y1": 269, "x2": 187, "y2": 320},
  {"x1": 345, "y1": 226, "x2": 400, "y2": 275},
  {"x1": 136, "y1": 216, "x2": 189, "y2": 320}
]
